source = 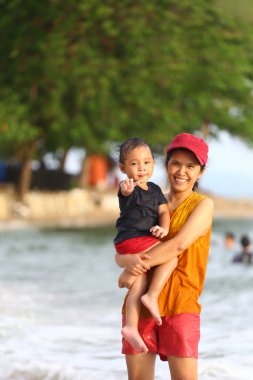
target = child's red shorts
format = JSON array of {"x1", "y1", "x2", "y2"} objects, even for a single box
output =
[{"x1": 115, "y1": 236, "x2": 159, "y2": 255}]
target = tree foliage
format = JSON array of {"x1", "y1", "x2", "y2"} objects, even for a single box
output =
[{"x1": 0, "y1": 0, "x2": 253, "y2": 160}]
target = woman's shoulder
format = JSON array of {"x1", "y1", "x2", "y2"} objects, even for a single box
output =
[
  {"x1": 185, "y1": 192, "x2": 214, "y2": 218},
  {"x1": 191, "y1": 192, "x2": 214, "y2": 206},
  {"x1": 163, "y1": 191, "x2": 213, "y2": 209}
]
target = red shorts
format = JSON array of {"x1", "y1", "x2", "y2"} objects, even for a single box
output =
[
  {"x1": 115, "y1": 236, "x2": 159, "y2": 255},
  {"x1": 122, "y1": 313, "x2": 200, "y2": 360}
]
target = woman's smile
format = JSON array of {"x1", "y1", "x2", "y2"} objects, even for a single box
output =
[
  {"x1": 167, "y1": 149, "x2": 203, "y2": 193},
  {"x1": 174, "y1": 176, "x2": 189, "y2": 185}
]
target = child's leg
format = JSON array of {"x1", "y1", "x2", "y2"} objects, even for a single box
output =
[
  {"x1": 118, "y1": 269, "x2": 138, "y2": 289},
  {"x1": 141, "y1": 257, "x2": 178, "y2": 325},
  {"x1": 121, "y1": 273, "x2": 149, "y2": 353}
]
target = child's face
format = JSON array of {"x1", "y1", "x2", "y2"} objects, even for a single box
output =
[{"x1": 120, "y1": 146, "x2": 155, "y2": 184}]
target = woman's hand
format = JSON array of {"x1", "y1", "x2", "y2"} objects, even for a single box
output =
[{"x1": 115, "y1": 252, "x2": 151, "y2": 275}]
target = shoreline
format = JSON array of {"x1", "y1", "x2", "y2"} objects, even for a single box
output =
[
  {"x1": 0, "y1": 190, "x2": 253, "y2": 231},
  {"x1": 211, "y1": 194, "x2": 253, "y2": 220}
]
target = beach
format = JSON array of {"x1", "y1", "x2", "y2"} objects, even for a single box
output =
[
  {"x1": 0, "y1": 220, "x2": 253, "y2": 380},
  {"x1": 0, "y1": 188, "x2": 253, "y2": 380},
  {"x1": 209, "y1": 194, "x2": 253, "y2": 219},
  {"x1": 0, "y1": 188, "x2": 253, "y2": 231}
]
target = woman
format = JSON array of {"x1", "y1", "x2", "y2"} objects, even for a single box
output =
[{"x1": 115, "y1": 133, "x2": 214, "y2": 380}]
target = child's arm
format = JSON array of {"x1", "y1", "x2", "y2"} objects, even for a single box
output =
[{"x1": 150, "y1": 203, "x2": 170, "y2": 239}]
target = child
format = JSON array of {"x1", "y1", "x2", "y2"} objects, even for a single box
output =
[{"x1": 114, "y1": 137, "x2": 178, "y2": 353}]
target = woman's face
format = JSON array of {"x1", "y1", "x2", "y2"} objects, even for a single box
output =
[{"x1": 166, "y1": 149, "x2": 204, "y2": 192}]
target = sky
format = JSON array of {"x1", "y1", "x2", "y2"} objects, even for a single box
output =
[
  {"x1": 64, "y1": 130, "x2": 253, "y2": 200},
  {"x1": 200, "y1": 131, "x2": 253, "y2": 199},
  {"x1": 147, "y1": 130, "x2": 253, "y2": 200}
]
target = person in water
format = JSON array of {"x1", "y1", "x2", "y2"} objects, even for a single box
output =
[
  {"x1": 232, "y1": 234, "x2": 253, "y2": 264},
  {"x1": 224, "y1": 231, "x2": 236, "y2": 250},
  {"x1": 115, "y1": 133, "x2": 213, "y2": 380},
  {"x1": 114, "y1": 137, "x2": 178, "y2": 354}
]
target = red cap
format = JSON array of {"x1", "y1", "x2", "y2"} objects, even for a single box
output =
[{"x1": 166, "y1": 133, "x2": 208, "y2": 165}]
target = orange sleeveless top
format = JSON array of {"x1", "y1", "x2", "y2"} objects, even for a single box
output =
[
  {"x1": 158, "y1": 192, "x2": 212, "y2": 316},
  {"x1": 122, "y1": 192, "x2": 212, "y2": 318}
]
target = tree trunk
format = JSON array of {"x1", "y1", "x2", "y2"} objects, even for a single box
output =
[
  {"x1": 59, "y1": 149, "x2": 68, "y2": 171},
  {"x1": 201, "y1": 122, "x2": 210, "y2": 139},
  {"x1": 16, "y1": 141, "x2": 37, "y2": 201},
  {"x1": 78, "y1": 155, "x2": 89, "y2": 188}
]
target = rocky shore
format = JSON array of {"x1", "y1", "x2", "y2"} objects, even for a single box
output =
[
  {"x1": 210, "y1": 194, "x2": 253, "y2": 219},
  {"x1": 0, "y1": 188, "x2": 253, "y2": 230}
]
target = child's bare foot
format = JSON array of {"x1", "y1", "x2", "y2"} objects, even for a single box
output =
[
  {"x1": 141, "y1": 294, "x2": 162, "y2": 326},
  {"x1": 121, "y1": 326, "x2": 148, "y2": 353}
]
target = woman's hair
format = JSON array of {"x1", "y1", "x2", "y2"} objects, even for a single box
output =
[
  {"x1": 119, "y1": 137, "x2": 153, "y2": 164},
  {"x1": 165, "y1": 149, "x2": 206, "y2": 191}
]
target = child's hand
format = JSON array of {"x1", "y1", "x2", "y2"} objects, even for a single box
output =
[
  {"x1": 120, "y1": 178, "x2": 139, "y2": 196},
  {"x1": 150, "y1": 225, "x2": 169, "y2": 239}
]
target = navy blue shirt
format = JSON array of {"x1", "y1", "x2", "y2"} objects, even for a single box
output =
[
  {"x1": 114, "y1": 182, "x2": 167, "y2": 244},
  {"x1": 232, "y1": 252, "x2": 253, "y2": 264}
]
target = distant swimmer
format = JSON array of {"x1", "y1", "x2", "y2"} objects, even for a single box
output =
[
  {"x1": 224, "y1": 232, "x2": 236, "y2": 250},
  {"x1": 232, "y1": 235, "x2": 253, "y2": 264}
]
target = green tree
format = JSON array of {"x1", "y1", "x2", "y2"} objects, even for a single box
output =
[{"x1": 1, "y1": 0, "x2": 253, "y2": 198}]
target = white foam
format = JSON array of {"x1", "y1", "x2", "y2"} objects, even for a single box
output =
[{"x1": 0, "y1": 225, "x2": 253, "y2": 379}]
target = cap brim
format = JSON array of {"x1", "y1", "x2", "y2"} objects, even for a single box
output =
[{"x1": 167, "y1": 144, "x2": 205, "y2": 165}]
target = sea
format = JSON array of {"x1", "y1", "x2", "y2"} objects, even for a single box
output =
[{"x1": 0, "y1": 218, "x2": 253, "y2": 380}]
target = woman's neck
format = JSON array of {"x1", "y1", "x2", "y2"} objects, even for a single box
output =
[{"x1": 168, "y1": 189, "x2": 193, "y2": 211}]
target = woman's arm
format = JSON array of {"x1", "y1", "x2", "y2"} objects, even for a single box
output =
[
  {"x1": 116, "y1": 198, "x2": 213, "y2": 271},
  {"x1": 117, "y1": 198, "x2": 213, "y2": 288},
  {"x1": 115, "y1": 253, "x2": 151, "y2": 289},
  {"x1": 146, "y1": 197, "x2": 214, "y2": 267}
]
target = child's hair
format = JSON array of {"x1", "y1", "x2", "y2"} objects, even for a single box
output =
[{"x1": 119, "y1": 137, "x2": 153, "y2": 164}]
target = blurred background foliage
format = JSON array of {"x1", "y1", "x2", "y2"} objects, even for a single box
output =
[{"x1": 0, "y1": 0, "x2": 253, "y2": 196}]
